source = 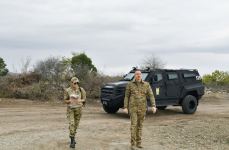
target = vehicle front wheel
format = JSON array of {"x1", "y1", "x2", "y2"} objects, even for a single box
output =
[
  {"x1": 103, "y1": 105, "x2": 119, "y2": 114},
  {"x1": 182, "y1": 95, "x2": 198, "y2": 114}
]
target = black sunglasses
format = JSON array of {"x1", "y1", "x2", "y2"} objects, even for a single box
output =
[{"x1": 73, "y1": 82, "x2": 77, "y2": 85}]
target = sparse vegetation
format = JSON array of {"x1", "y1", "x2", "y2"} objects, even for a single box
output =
[
  {"x1": 203, "y1": 70, "x2": 229, "y2": 86},
  {"x1": 203, "y1": 70, "x2": 229, "y2": 92},
  {"x1": 1, "y1": 54, "x2": 228, "y2": 101},
  {"x1": 0, "y1": 53, "x2": 121, "y2": 101}
]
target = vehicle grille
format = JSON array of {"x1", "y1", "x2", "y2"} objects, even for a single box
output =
[
  {"x1": 116, "y1": 87, "x2": 125, "y2": 95},
  {"x1": 101, "y1": 87, "x2": 114, "y2": 98}
]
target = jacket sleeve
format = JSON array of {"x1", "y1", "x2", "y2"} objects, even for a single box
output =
[
  {"x1": 124, "y1": 83, "x2": 130, "y2": 109},
  {"x1": 147, "y1": 83, "x2": 156, "y2": 107}
]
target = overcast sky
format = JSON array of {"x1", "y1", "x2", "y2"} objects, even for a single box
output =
[{"x1": 0, "y1": 0, "x2": 229, "y2": 75}]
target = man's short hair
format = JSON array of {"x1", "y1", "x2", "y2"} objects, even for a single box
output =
[{"x1": 135, "y1": 69, "x2": 141, "y2": 73}]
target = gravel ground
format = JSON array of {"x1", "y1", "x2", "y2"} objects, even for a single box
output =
[{"x1": 0, "y1": 93, "x2": 229, "y2": 150}]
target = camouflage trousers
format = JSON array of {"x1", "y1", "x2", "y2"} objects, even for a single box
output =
[
  {"x1": 129, "y1": 107, "x2": 146, "y2": 146},
  {"x1": 67, "y1": 107, "x2": 82, "y2": 137}
]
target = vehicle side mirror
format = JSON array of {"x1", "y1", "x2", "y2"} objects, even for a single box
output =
[
  {"x1": 123, "y1": 74, "x2": 127, "y2": 78},
  {"x1": 151, "y1": 75, "x2": 158, "y2": 84},
  {"x1": 153, "y1": 75, "x2": 158, "y2": 82}
]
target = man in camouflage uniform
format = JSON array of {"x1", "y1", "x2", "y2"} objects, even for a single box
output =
[
  {"x1": 64, "y1": 77, "x2": 86, "y2": 148},
  {"x1": 123, "y1": 70, "x2": 157, "y2": 149}
]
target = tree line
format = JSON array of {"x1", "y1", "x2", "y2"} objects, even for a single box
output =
[
  {"x1": 0, "y1": 53, "x2": 121, "y2": 100},
  {"x1": 0, "y1": 53, "x2": 166, "y2": 101},
  {"x1": 2, "y1": 53, "x2": 228, "y2": 100},
  {"x1": 202, "y1": 70, "x2": 229, "y2": 86}
]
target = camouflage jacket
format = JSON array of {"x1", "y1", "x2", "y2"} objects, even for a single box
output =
[
  {"x1": 124, "y1": 80, "x2": 156, "y2": 110},
  {"x1": 64, "y1": 87, "x2": 86, "y2": 108}
]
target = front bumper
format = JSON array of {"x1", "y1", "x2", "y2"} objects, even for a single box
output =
[{"x1": 101, "y1": 94, "x2": 124, "y2": 108}]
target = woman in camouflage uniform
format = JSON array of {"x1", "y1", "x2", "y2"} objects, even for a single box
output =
[{"x1": 64, "y1": 77, "x2": 86, "y2": 148}]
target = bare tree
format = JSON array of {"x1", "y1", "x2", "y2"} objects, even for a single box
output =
[
  {"x1": 141, "y1": 54, "x2": 166, "y2": 69},
  {"x1": 34, "y1": 57, "x2": 67, "y2": 84},
  {"x1": 21, "y1": 57, "x2": 31, "y2": 74}
]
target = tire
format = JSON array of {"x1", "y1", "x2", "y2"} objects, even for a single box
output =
[
  {"x1": 103, "y1": 105, "x2": 119, "y2": 114},
  {"x1": 157, "y1": 106, "x2": 167, "y2": 110},
  {"x1": 182, "y1": 95, "x2": 198, "y2": 114}
]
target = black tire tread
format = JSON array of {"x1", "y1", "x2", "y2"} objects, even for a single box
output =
[{"x1": 182, "y1": 95, "x2": 198, "y2": 114}]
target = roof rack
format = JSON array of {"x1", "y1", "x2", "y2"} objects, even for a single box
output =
[
  {"x1": 132, "y1": 67, "x2": 138, "y2": 71},
  {"x1": 130, "y1": 67, "x2": 198, "y2": 72}
]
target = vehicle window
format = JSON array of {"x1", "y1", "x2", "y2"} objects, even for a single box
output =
[
  {"x1": 141, "y1": 73, "x2": 149, "y2": 80},
  {"x1": 153, "y1": 73, "x2": 163, "y2": 82},
  {"x1": 123, "y1": 73, "x2": 135, "y2": 81},
  {"x1": 123, "y1": 72, "x2": 149, "y2": 81},
  {"x1": 183, "y1": 73, "x2": 196, "y2": 78},
  {"x1": 167, "y1": 73, "x2": 178, "y2": 80}
]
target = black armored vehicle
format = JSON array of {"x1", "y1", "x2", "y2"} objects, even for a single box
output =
[{"x1": 100, "y1": 68, "x2": 205, "y2": 114}]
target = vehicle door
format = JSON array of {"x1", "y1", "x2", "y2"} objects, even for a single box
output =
[
  {"x1": 165, "y1": 72, "x2": 180, "y2": 101},
  {"x1": 150, "y1": 72, "x2": 166, "y2": 106}
]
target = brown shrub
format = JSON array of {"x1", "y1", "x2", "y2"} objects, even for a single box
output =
[{"x1": 0, "y1": 72, "x2": 121, "y2": 101}]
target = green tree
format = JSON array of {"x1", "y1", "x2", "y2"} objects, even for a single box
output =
[
  {"x1": 202, "y1": 74, "x2": 213, "y2": 85},
  {"x1": 71, "y1": 53, "x2": 97, "y2": 72},
  {"x1": 0, "y1": 57, "x2": 9, "y2": 76},
  {"x1": 211, "y1": 70, "x2": 228, "y2": 85},
  {"x1": 203, "y1": 70, "x2": 229, "y2": 86},
  {"x1": 71, "y1": 53, "x2": 97, "y2": 81}
]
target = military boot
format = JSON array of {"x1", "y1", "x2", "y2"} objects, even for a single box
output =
[
  {"x1": 136, "y1": 145, "x2": 143, "y2": 149},
  {"x1": 136, "y1": 142, "x2": 143, "y2": 149},
  {"x1": 70, "y1": 136, "x2": 76, "y2": 148},
  {"x1": 130, "y1": 145, "x2": 137, "y2": 150}
]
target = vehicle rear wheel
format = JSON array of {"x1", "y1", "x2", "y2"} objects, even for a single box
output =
[
  {"x1": 103, "y1": 105, "x2": 119, "y2": 114},
  {"x1": 157, "y1": 106, "x2": 167, "y2": 110},
  {"x1": 182, "y1": 95, "x2": 198, "y2": 114}
]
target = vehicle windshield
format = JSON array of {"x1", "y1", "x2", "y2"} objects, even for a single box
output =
[{"x1": 122, "y1": 72, "x2": 149, "y2": 81}]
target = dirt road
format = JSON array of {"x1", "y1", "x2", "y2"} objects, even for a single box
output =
[{"x1": 0, "y1": 93, "x2": 229, "y2": 150}]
